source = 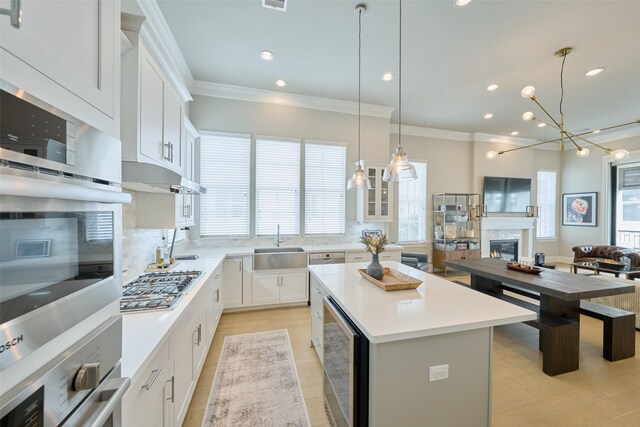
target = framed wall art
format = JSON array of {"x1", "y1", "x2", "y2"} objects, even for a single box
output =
[{"x1": 562, "y1": 192, "x2": 597, "y2": 226}]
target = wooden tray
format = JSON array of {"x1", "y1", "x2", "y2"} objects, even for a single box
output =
[
  {"x1": 358, "y1": 267, "x2": 422, "y2": 291},
  {"x1": 506, "y1": 263, "x2": 542, "y2": 275}
]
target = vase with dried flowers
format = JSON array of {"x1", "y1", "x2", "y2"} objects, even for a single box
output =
[{"x1": 360, "y1": 232, "x2": 388, "y2": 279}]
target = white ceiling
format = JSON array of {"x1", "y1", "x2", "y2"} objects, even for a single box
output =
[{"x1": 156, "y1": 0, "x2": 640, "y2": 140}]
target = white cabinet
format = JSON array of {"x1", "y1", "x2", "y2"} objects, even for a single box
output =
[
  {"x1": 356, "y1": 164, "x2": 394, "y2": 223},
  {"x1": 250, "y1": 271, "x2": 307, "y2": 306},
  {"x1": 183, "y1": 119, "x2": 198, "y2": 180},
  {"x1": 205, "y1": 266, "x2": 222, "y2": 342},
  {"x1": 0, "y1": 0, "x2": 119, "y2": 136},
  {"x1": 346, "y1": 250, "x2": 401, "y2": 263},
  {"x1": 310, "y1": 278, "x2": 325, "y2": 364},
  {"x1": 170, "y1": 302, "x2": 205, "y2": 427},
  {"x1": 123, "y1": 340, "x2": 172, "y2": 427},
  {"x1": 346, "y1": 251, "x2": 368, "y2": 263},
  {"x1": 223, "y1": 257, "x2": 244, "y2": 309},
  {"x1": 132, "y1": 192, "x2": 195, "y2": 229},
  {"x1": 122, "y1": 34, "x2": 183, "y2": 172}
]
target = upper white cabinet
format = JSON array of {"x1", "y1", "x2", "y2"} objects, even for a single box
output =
[
  {"x1": 183, "y1": 118, "x2": 198, "y2": 181},
  {"x1": 0, "y1": 0, "x2": 120, "y2": 136},
  {"x1": 356, "y1": 163, "x2": 394, "y2": 223},
  {"x1": 122, "y1": 29, "x2": 183, "y2": 173},
  {"x1": 133, "y1": 192, "x2": 195, "y2": 229}
]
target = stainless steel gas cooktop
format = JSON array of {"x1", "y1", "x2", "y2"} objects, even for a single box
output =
[{"x1": 120, "y1": 270, "x2": 201, "y2": 313}]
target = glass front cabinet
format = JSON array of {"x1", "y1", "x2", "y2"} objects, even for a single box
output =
[{"x1": 356, "y1": 163, "x2": 394, "y2": 223}]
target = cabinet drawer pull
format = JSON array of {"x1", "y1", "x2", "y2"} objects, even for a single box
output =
[
  {"x1": 313, "y1": 338, "x2": 321, "y2": 348},
  {"x1": 167, "y1": 376, "x2": 175, "y2": 403},
  {"x1": 352, "y1": 256, "x2": 364, "y2": 260},
  {"x1": 214, "y1": 274, "x2": 220, "y2": 279},
  {"x1": 0, "y1": 0, "x2": 21, "y2": 29},
  {"x1": 313, "y1": 287, "x2": 321, "y2": 295},
  {"x1": 314, "y1": 311, "x2": 321, "y2": 319},
  {"x1": 141, "y1": 366, "x2": 163, "y2": 390}
]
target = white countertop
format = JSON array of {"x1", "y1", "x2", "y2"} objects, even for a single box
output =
[
  {"x1": 309, "y1": 261, "x2": 536, "y2": 344},
  {"x1": 121, "y1": 257, "x2": 224, "y2": 380}
]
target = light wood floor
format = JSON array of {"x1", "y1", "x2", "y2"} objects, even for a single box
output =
[{"x1": 184, "y1": 268, "x2": 640, "y2": 427}]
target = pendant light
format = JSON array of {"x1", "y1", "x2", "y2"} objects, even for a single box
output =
[
  {"x1": 383, "y1": 0, "x2": 417, "y2": 182},
  {"x1": 347, "y1": 3, "x2": 372, "y2": 191}
]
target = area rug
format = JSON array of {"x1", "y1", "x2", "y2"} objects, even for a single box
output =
[{"x1": 202, "y1": 329, "x2": 311, "y2": 427}]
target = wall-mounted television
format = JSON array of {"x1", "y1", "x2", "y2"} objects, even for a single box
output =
[{"x1": 483, "y1": 176, "x2": 531, "y2": 213}]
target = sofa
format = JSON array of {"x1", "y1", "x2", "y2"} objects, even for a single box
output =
[
  {"x1": 401, "y1": 252, "x2": 429, "y2": 272},
  {"x1": 571, "y1": 245, "x2": 640, "y2": 277}
]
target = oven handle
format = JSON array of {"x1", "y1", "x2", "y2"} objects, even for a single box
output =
[{"x1": 86, "y1": 376, "x2": 131, "y2": 427}]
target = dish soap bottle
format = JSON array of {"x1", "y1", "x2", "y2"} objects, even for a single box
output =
[{"x1": 155, "y1": 245, "x2": 162, "y2": 266}]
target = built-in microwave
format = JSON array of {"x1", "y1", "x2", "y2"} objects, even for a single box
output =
[{"x1": 0, "y1": 85, "x2": 122, "y2": 186}]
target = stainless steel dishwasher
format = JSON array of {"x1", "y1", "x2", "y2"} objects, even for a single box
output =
[{"x1": 309, "y1": 252, "x2": 346, "y2": 265}]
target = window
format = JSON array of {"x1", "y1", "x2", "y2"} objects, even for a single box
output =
[
  {"x1": 305, "y1": 143, "x2": 346, "y2": 234},
  {"x1": 255, "y1": 138, "x2": 301, "y2": 236},
  {"x1": 398, "y1": 162, "x2": 427, "y2": 242},
  {"x1": 199, "y1": 133, "x2": 251, "y2": 236},
  {"x1": 537, "y1": 170, "x2": 557, "y2": 239},
  {"x1": 615, "y1": 164, "x2": 640, "y2": 247}
]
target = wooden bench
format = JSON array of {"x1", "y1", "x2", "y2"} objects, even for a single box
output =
[
  {"x1": 453, "y1": 280, "x2": 579, "y2": 375},
  {"x1": 497, "y1": 283, "x2": 636, "y2": 361}
]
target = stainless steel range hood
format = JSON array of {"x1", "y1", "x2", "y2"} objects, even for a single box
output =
[{"x1": 121, "y1": 161, "x2": 207, "y2": 194}]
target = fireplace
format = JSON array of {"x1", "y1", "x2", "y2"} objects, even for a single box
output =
[{"x1": 489, "y1": 239, "x2": 518, "y2": 262}]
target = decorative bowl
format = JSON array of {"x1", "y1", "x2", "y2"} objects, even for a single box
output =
[{"x1": 596, "y1": 260, "x2": 626, "y2": 270}]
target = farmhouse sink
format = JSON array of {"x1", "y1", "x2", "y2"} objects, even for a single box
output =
[{"x1": 253, "y1": 247, "x2": 307, "y2": 270}]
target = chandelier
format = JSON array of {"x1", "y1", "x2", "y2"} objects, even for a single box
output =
[{"x1": 486, "y1": 47, "x2": 639, "y2": 161}]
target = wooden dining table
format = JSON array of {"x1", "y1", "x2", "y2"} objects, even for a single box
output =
[{"x1": 444, "y1": 257, "x2": 636, "y2": 375}]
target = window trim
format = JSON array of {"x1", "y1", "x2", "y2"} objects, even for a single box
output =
[
  {"x1": 536, "y1": 168, "x2": 557, "y2": 240},
  {"x1": 397, "y1": 160, "x2": 428, "y2": 244}
]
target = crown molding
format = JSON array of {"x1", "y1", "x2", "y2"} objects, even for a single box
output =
[
  {"x1": 390, "y1": 124, "x2": 472, "y2": 142},
  {"x1": 585, "y1": 124, "x2": 640, "y2": 144},
  {"x1": 136, "y1": 0, "x2": 194, "y2": 103},
  {"x1": 191, "y1": 81, "x2": 394, "y2": 119},
  {"x1": 473, "y1": 132, "x2": 546, "y2": 147}
]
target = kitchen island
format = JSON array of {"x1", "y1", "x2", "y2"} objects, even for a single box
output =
[{"x1": 309, "y1": 261, "x2": 536, "y2": 427}]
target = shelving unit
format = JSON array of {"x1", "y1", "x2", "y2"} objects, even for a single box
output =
[{"x1": 432, "y1": 193, "x2": 484, "y2": 275}]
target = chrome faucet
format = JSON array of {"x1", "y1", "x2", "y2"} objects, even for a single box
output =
[{"x1": 275, "y1": 224, "x2": 285, "y2": 247}]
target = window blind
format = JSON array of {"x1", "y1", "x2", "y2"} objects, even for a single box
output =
[
  {"x1": 200, "y1": 133, "x2": 251, "y2": 236},
  {"x1": 85, "y1": 212, "x2": 113, "y2": 242},
  {"x1": 256, "y1": 138, "x2": 301, "y2": 236},
  {"x1": 398, "y1": 162, "x2": 427, "y2": 242},
  {"x1": 537, "y1": 170, "x2": 557, "y2": 239},
  {"x1": 305, "y1": 143, "x2": 346, "y2": 235},
  {"x1": 620, "y1": 165, "x2": 640, "y2": 190}
]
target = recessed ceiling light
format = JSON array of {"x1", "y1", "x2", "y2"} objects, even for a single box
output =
[
  {"x1": 510, "y1": 131, "x2": 519, "y2": 136},
  {"x1": 487, "y1": 84, "x2": 498, "y2": 91},
  {"x1": 382, "y1": 73, "x2": 394, "y2": 81},
  {"x1": 484, "y1": 113, "x2": 493, "y2": 119},
  {"x1": 585, "y1": 68, "x2": 604, "y2": 77},
  {"x1": 260, "y1": 50, "x2": 274, "y2": 61},
  {"x1": 593, "y1": 129, "x2": 601, "y2": 134},
  {"x1": 275, "y1": 79, "x2": 286, "y2": 87},
  {"x1": 455, "y1": 0, "x2": 472, "y2": 7},
  {"x1": 537, "y1": 123, "x2": 546, "y2": 128}
]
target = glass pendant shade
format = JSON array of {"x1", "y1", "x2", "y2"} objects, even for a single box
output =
[
  {"x1": 383, "y1": 147, "x2": 417, "y2": 182},
  {"x1": 576, "y1": 147, "x2": 590, "y2": 158},
  {"x1": 611, "y1": 149, "x2": 630, "y2": 161},
  {"x1": 485, "y1": 150, "x2": 499, "y2": 160},
  {"x1": 347, "y1": 163, "x2": 371, "y2": 190}
]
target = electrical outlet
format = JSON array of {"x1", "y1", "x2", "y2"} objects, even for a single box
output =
[{"x1": 429, "y1": 364, "x2": 449, "y2": 382}]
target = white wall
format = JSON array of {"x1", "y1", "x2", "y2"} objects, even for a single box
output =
[
  {"x1": 188, "y1": 95, "x2": 392, "y2": 242},
  {"x1": 560, "y1": 135, "x2": 640, "y2": 255}
]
